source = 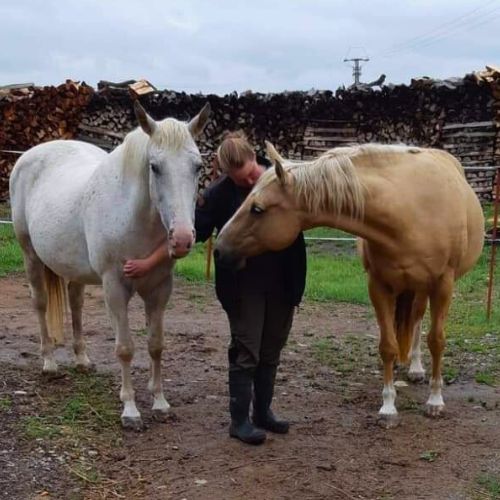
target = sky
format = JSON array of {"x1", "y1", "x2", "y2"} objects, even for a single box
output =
[{"x1": 1, "y1": 0, "x2": 499, "y2": 95}]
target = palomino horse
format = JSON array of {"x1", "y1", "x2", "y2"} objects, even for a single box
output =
[
  {"x1": 215, "y1": 142, "x2": 484, "y2": 427},
  {"x1": 9, "y1": 101, "x2": 210, "y2": 429}
]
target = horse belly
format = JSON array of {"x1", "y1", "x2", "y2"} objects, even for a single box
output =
[
  {"x1": 29, "y1": 216, "x2": 100, "y2": 283},
  {"x1": 26, "y1": 183, "x2": 100, "y2": 284},
  {"x1": 365, "y1": 242, "x2": 451, "y2": 293}
]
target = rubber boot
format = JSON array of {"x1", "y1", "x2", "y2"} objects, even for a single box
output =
[
  {"x1": 229, "y1": 370, "x2": 266, "y2": 445},
  {"x1": 253, "y1": 365, "x2": 289, "y2": 434}
]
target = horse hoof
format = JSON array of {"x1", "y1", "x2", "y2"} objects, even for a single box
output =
[
  {"x1": 377, "y1": 413, "x2": 400, "y2": 429},
  {"x1": 75, "y1": 362, "x2": 95, "y2": 373},
  {"x1": 152, "y1": 408, "x2": 170, "y2": 422},
  {"x1": 42, "y1": 359, "x2": 58, "y2": 374},
  {"x1": 407, "y1": 371, "x2": 425, "y2": 383},
  {"x1": 121, "y1": 416, "x2": 144, "y2": 431},
  {"x1": 425, "y1": 404, "x2": 445, "y2": 418}
]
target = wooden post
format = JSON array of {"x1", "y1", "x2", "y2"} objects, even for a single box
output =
[
  {"x1": 486, "y1": 165, "x2": 500, "y2": 320},
  {"x1": 205, "y1": 156, "x2": 219, "y2": 281}
]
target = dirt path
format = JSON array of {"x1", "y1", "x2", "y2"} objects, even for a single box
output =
[{"x1": 1, "y1": 274, "x2": 499, "y2": 499}]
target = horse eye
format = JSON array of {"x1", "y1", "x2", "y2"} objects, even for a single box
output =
[
  {"x1": 150, "y1": 163, "x2": 160, "y2": 175},
  {"x1": 250, "y1": 204, "x2": 264, "y2": 215},
  {"x1": 195, "y1": 162, "x2": 203, "y2": 173}
]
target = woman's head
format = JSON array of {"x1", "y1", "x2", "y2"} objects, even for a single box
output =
[{"x1": 217, "y1": 132, "x2": 263, "y2": 188}]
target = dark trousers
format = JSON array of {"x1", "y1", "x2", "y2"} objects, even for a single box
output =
[{"x1": 227, "y1": 289, "x2": 294, "y2": 373}]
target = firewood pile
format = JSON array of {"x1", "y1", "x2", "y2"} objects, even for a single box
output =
[
  {"x1": 474, "y1": 65, "x2": 500, "y2": 201},
  {"x1": 0, "y1": 80, "x2": 93, "y2": 201},
  {"x1": 1, "y1": 68, "x2": 500, "y2": 201}
]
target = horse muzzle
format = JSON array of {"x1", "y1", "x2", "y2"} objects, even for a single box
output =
[
  {"x1": 213, "y1": 247, "x2": 246, "y2": 270},
  {"x1": 169, "y1": 227, "x2": 195, "y2": 259}
]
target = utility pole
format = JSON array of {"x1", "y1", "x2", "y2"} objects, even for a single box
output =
[{"x1": 343, "y1": 57, "x2": 369, "y2": 85}]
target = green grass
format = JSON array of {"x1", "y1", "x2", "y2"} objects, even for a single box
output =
[
  {"x1": 19, "y1": 368, "x2": 119, "y2": 442},
  {"x1": 475, "y1": 474, "x2": 500, "y2": 499},
  {"x1": 475, "y1": 371, "x2": 497, "y2": 386},
  {"x1": 305, "y1": 251, "x2": 367, "y2": 304},
  {"x1": 420, "y1": 450, "x2": 440, "y2": 462},
  {"x1": 175, "y1": 241, "x2": 209, "y2": 281},
  {"x1": 21, "y1": 415, "x2": 62, "y2": 439},
  {"x1": 0, "y1": 396, "x2": 12, "y2": 410},
  {"x1": 0, "y1": 224, "x2": 24, "y2": 276}
]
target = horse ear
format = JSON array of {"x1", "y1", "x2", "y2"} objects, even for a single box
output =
[
  {"x1": 265, "y1": 141, "x2": 287, "y2": 186},
  {"x1": 265, "y1": 141, "x2": 284, "y2": 165},
  {"x1": 274, "y1": 158, "x2": 287, "y2": 186},
  {"x1": 189, "y1": 102, "x2": 211, "y2": 137},
  {"x1": 134, "y1": 100, "x2": 157, "y2": 136}
]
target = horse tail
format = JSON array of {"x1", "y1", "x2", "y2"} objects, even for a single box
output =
[
  {"x1": 395, "y1": 290, "x2": 415, "y2": 364},
  {"x1": 43, "y1": 266, "x2": 67, "y2": 346}
]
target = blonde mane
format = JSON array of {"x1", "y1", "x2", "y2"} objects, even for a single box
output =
[
  {"x1": 255, "y1": 143, "x2": 453, "y2": 219},
  {"x1": 121, "y1": 118, "x2": 192, "y2": 176}
]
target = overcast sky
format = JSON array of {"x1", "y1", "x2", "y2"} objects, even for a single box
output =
[{"x1": 1, "y1": 0, "x2": 499, "y2": 95}]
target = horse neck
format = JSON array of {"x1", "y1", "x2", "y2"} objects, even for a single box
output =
[{"x1": 301, "y1": 174, "x2": 396, "y2": 248}]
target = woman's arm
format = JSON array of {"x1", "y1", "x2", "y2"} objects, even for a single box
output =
[{"x1": 123, "y1": 238, "x2": 169, "y2": 278}]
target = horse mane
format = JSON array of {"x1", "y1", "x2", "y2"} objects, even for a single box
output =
[
  {"x1": 256, "y1": 146, "x2": 367, "y2": 219},
  {"x1": 256, "y1": 143, "x2": 465, "y2": 219},
  {"x1": 121, "y1": 118, "x2": 192, "y2": 176}
]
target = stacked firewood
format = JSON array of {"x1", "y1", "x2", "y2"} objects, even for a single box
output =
[
  {"x1": 474, "y1": 65, "x2": 500, "y2": 201},
  {"x1": 2, "y1": 69, "x2": 500, "y2": 201},
  {"x1": 0, "y1": 80, "x2": 93, "y2": 201}
]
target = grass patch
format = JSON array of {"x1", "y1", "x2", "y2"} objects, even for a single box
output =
[
  {"x1": 21, "y1": 416, "x2": 61, "y2": 439},
  {"x1": 475, "y1": 474, "x2": 500, "y2": 499},
  {"x1": 475, "y1": 371, "x2": 497, "y2": 386},
  {"x1": 442, "y1": 366, "x2": 459, "y2": 384},
  {"x1": 18, "y1": 368, "x2": 119, "y2": 443},
  {"x1": 305, "y1": 252, "x2": 367, "y2": 304},
  {"x1": 0, "y1": 396, "x2": 12, "y2": 410},
  {"x1": 0, "y1": 224, "x2": 24, "y2": 276},
  {"x1": 175, "y1": 242, "x2": 208, "y2": 282},
  {"x1": 0, "y1": 202, "x2": 11, "y2": 219},
  {"x1": 420, "y1": 450, "x2": 440, "y2": 462},
  {"x1": 312, "y1": 335, "x2": 378, "y2": 377}
]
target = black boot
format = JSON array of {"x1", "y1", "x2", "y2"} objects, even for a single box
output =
[
  {"x1": 229, "y1": 370, "x2": 266, "y2": 445},
  {"x1": 253, "y1": 365, "x2": 289, "y2": 434}
]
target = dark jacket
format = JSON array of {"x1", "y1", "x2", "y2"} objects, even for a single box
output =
[{"x1": 195, "y1": 174, "x2": 307, "y2": 312}]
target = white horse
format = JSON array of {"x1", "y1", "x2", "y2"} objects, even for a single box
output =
[{"x1": 9, "y1": 101, "x2": 210, "y2": 429}]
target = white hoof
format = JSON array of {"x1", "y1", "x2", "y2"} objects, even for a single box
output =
[
  {"x1": 152, "y1": 394, "x2": 170, "y2": 411},
  {"x1": 425, "y1": 403, "x2": 445, "y2": 418},
  {"x1": 121, "y1": 415, "x2": 144, "y2": 431},
  {"x1": 407, "y1": 370, "x2": 426, "y2": 383},
  {"x1": 42, "y1": 358, "x2": 58, "y2": 373},
  {"x1": 377, "y1": 413, "x2": 401, "y2": 429},
  {"x1": 75, "y1": 356, "x2": 94, "y2": 372}
]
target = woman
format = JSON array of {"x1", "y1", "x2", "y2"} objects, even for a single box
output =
[{"x1": 124, "y1": 132, "x2": 306, "y2": 445}]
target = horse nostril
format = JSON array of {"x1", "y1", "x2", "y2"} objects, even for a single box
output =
[
  {"x1": 168, "y1": 228, "x2": 174, "y2": 239},
  {"x1": 187, "y1": 241, "x2": 192, "y2": 250}
]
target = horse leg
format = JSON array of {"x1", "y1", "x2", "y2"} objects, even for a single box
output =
[
  {"x1": 102, "y1": 273, "x2": 140, "y2": 430},
  {"x1": 426, "y1": 273, "x2": 453, "y2": 417},
  {"x1": 22, "y1": 245, "x2": 58, "y2": 373},
  {"x1": 68, "y1": 281, "x2": 92, "y2": 370},
  {"x1": 408, "y1": 294, "x2": 428, "y2": 383},
  {"x1": 139, "y1": 280, "x2": 172, "y2": 421},
  {"x1": 368, "y1": 276, "x2": 399, "y2": 428}
]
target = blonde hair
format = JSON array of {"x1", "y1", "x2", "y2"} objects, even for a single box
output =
[{"x1": 216, "y1": 131, "x2": 255, "y2": 173}]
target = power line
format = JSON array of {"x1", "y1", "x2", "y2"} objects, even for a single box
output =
[
  {"x1": 383, "y1": 0, "x2": 497, "y2": 53},
  {"x1": 379, "y1": 0, "x2": 500, "y2": 57}
]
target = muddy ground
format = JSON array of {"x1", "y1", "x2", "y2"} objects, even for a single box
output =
[{"x1": 0, "y1": 274, "x2": 499, "y2": 500}]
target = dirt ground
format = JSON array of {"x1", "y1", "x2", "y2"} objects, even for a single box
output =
[{"x1": 0, "y1": 274, "x2": 499, "y2": 500}]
